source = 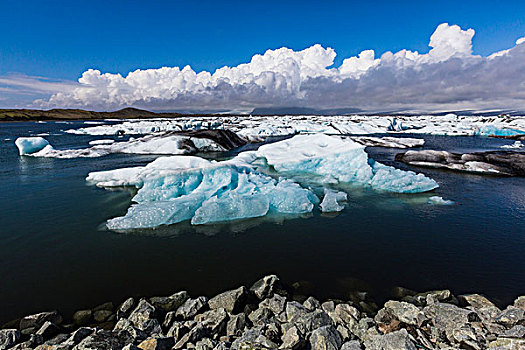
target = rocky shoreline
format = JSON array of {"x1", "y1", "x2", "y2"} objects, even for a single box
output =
[{"x1": 1, "y1": 275, "x2": 524, "y2": 350}]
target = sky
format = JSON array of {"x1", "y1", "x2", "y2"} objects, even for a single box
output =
[{"x1": 1, "y1": 0, "x2": 525, "y2": 112}]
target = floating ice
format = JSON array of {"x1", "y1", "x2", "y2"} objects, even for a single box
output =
[
  {"x1": 89, "y1": 139, "x2": 115, "y2": 145},
  {"x1": 254, "y1": 134, "x2": 438, "y2": 193},
  {"x1": 428, "y1": 196, "x2": 454, "y2": 205},
  {"x1": 474, "y1": 125, "x2": 525, "y2": 137},
  {"x1": 319, "y1": 189, "x2": 347, "y2": 212},
  {"x1": 15, "y1": 137, "x2": 50, "y2": 155},
  {"x1": 501, "y1": 141, "x2": 523, "y2": 149},
  {"x1": 88, "y1": 156, "x2": 317, "y2": 230},
  {"x1": 350, "y1": 136, "x2": 424, "y2": 148}
]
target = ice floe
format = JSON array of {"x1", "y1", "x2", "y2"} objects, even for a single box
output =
[
  {"x1": 501, "y1": 141, "x2": 523, "y2": 149},
  {"x1": 319, "y1": 189, "x2": 347, "y2": 212},
  {"x1": 63, "y1": 114, "x2": 525, "y2": 140},
  {"x1": 428, "y1": 196, "x2": 455, "y2": 205},
  {"x1": 349, "y1": 136, "x2": 424, "y2": 148},
  {"x1": 15, "y1": 137, "x2": 50, "y2": 155},
  {"x1": 88, "y1": 134, "x2": 438, "y2": 230}
]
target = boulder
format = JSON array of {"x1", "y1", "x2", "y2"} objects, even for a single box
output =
[
  {"x1": 495, "y1": 306, "x2": 524, "y2": 328},
  {"x1": 309, "y1": 325, "x2": 342, "y2": 350},
  {"x1": 128, "y1": 299, "x2": 162, "y2": 334},
  {"x1": 137, "y1": 336, "x2": 175, "y2": 350},
  {"x1": 19, "y1": 311, "x2": 63, "y2": 331},
  {"x1": 226, "y1": 314, "x2": 248, "y2": 337},
  {"x1": 176, "y1": 297, "x2": 208, "y2": 320},
  {"x1": 194, "y1": 308, "x2": 229, "y2": 335},
  {"x1": 260, "y1": 294, "x2": 287, "y2": 315},
  {"x1": 280, "y1": 325, "x2": 304, "y2": 349},
  {"x1": 341, "y1": 340, "x2": 363, "y2": 350},
  {"x1": 149, "y1": 291, "x2": 189, "y2": 313},
  {"x1": 365, "y1": 329, "x2": 417, "y2": 350},
  {"x1": 72, "y1": 310, "x2": 93, "y2": 327},
  {"x1": 250, "y1": 275, "x2": 282, "y2": 300},
  {"x1": 208, "y1": 287, "x2": 247, "y2": 313}
]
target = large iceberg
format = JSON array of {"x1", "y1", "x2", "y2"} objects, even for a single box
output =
[
  {"x1": 15, "y1": 137, "x2": 50, "y2": 155},
  {"x1": 254, "y1": 134, "x2": 438, "y2": 193},
  {"x1": 88, "y1": 156, "x2": 318, "y2": 230},
  {"x1": 89, "y1": 134, "x2": 438, "y2": 230}
]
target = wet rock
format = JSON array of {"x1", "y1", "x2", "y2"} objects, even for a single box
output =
[
  {"x1": 226, "y1": 314, "x2": 248, "y2": 337},
  {"x1": 149, "y1": 291, "x2": 189, "y2": 313},
  {"x1": 176, "y1": 297, "x2": 208, "y2": 320},
  {"x1": 0, "y1": 329, "x2": 20, "y2": 350},
  {"x1": 309, "y1": 325, "x2": 342, "y2": 350},
  {"x1": 137, "y1": 336, "x2": 175, "y2": 350},
  {"x1": 208, "y1": 287, "x2": 247, "y2": 313},
  {"x1": 391, "y1": 287, "x2": 416, "y2": 300},
  {"x1": 279, "y1": 325, "x2": 304, "y2": 349},
  {"x1": 93, "y1": 302, "x2": 114, "y2": 312},
  {"x1": 260, "y1": 294, "x2": 286, "y2": 315},
  {"x1": 72, "y1": 310, "x2": 92, "y2": 327},
  {"x1": 19, "y1": 311, "x2": 63, "y2": 331},
  {"x1": 250, "y1": 275, "x2": 281, "y2": 300}
]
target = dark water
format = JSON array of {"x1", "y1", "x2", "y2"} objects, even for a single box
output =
[{"x1": 1, "y1": 121, "x2": 524, "y2": 323}]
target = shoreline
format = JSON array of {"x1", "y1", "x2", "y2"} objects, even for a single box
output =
[{"x1": 1, "y1": 275, "x2": 523, "y2": 349}]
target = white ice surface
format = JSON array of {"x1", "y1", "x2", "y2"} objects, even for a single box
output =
[
  {"x1": 428, "y1": 196, "x2": 455, "y2": 205},
  {"x1": 350, "y1": 136, "x2": 424, "y2": 148},
  {"x1": 319, "y1": 189, "x2": 347, "y2": 212},
  {"x1": 501, "y1": 141, "x2": 523, "y2": 149},
  {"x1": 15, "y1": 137, "x2": 50, "y2": 155}
]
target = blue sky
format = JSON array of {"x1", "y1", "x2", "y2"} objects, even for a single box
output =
[{"x1": 1, "y1": 0, "x2": 524, "y2": 80}]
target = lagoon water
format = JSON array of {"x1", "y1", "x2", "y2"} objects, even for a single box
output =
[{"x1": 1, "y1": 121, "x2": 524, "y2": 323}]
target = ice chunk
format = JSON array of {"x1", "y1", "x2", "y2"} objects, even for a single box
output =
[
  {"x1": 428, "y1": 196, "x2": 454, "y2": 205},
  {"x1": 89, "y1": 156, "x2": 317, "y2": 230},
  {"x1": 15, "y1": 137, "x2": 50, "y2": 155},
  {"x1": 350, "y1": 136, "x2": 424, "y2": 148},
  {"x1": 89, "y1": 139, "x2": 115, "y2": 145},
  {"x1": 319, "y1": 189, "x2": 347, "y2": 212},
  {"x1": 474, "y1": 125, "x2": 525, "y2": 137},
  {"x1": 501, "y1": 141, "x2": 523, "y2": 149},
  {"x1": 255, "y1": 134, "x2": 438, "y2": 193}
]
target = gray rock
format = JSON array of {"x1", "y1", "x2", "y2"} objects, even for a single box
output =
[
  {"x1": 93, "y1": 310, "x2": 113, "y2": 323},
  {"x1": 285, "y1": 301, "x2": 309, "y2": 323},
  {"x1": 404, "y1": 289, "x2": 451, "y2": 306},
  {"x1": 195, "y1": 308, "x2": 229, "y2": 335},
  {"x1": 495, "y1": 306, "x2": 524, "y2": 328},
  {"x1": 194, "y1": 338, "x2": 216, "y2": 350},
  {"x1": 226, "y1": 314, "x2": 248, "y2": 337},
  {"x1": 330, "y1": 303, "x2": 360, "y2": 327},
  {"x1": 504, "y1": 324, "x2": 525, "y2": 338},
  {"x1": 391, "y1": 287, "x2": 416, "y2": 300},
  {"x1": 303, "y1": 297, "x2": 321, "y2": 311},
  {"x1": 321, "y1": 301, "x2": 336, "y2": 314},
  {"x1": 19, "y1": 311, "x2": 63, "y2": 331},
  {"x1": 165, "y1": 321, "x2": 187, "y2": 341},
  {"x1": 113, "y1": 318, "x2": 148, "y2": 341},
  {"x1": 279, "y1": 325, "x2": 304, "y2": 349},
  {"x1": 35, "y1": 321, "x2": 60, "y2": 340},
  {"x1": 250, "y1": 275, "x2": 281, "y2": 300},
  {"x1": 149, "y1": 291, "x2": 189, "y2": 313},
  {"x1": 260, "y1": 294, "x2": 287, "y2": 315},
  {"x1": 513, "y1": 296, "x2": 525, "y2": 310},
  {"x1": 173, "y1": 323, "x2": 209, "y2": 349},
  {"x1": 336, "y1": 325, "x2": 352, "y2": 342},
  {"x1": 208, "y1": 287, "x2": 247, "y2": 313},
  {"x1": 341, "y1": 340, "x2": 362, "y2": 350},
  {"x1": 137, "y1": 336, "x2": 175, "y2": 350},
  {"x1": 458, "y1": 294, "x2": 497, "y2": 309},
  {"x1": 424, "y1": 302, "x2": 480, "y2": 344},
  {"x1": 10, "y1": 334, "x2": 43, "y2": 349},
  {"x1": 176, "y1": 297, "x2": 208, "y2": 320},
  {"x1": 72, "y1": 310, "x2": 93, "y2": 327},
  {"x1": 379, "y1": 301, "x2": 425, "y2": 326},
  {"x1": 365, "y1": 329, "x2": 417, "y2": 350},
  {"x1": 128, "y1": 299, "x2": 162, "y2": 334},
  {"x1": 117, "y1": 298, "x2": 136, "y2": 319},
  {"x1": 249, "y1": 307, "x2": 274, "y2": 325},
  {"x1": 73, "y1": 329, "x2": 132, "y2": 350},
  {"x1": 66, "y1": 327, "x2": 95, "y2": 346},
  {"x1": 93, "y1": 302, "x2": 114, "y2": 312},
  {"x1": 295, "y1": 310, "x2": 334, "y2": 334},
  {"x1": 309, "y1": 325, "x2": 342, "y2": 350},
  {"x1": 487, "y1": 337, "x2": 525, "y2": 349},
  {"x1": 231, "y1": 326, "x2": 278, "y2": 350},
  {"x1": 0, "y1": 329, "x2": 20, "y2": 350}
]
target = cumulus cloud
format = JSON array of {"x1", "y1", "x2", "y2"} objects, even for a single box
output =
[{"x1": 35, "y1": 23, "x2": 525, "y2": 112}]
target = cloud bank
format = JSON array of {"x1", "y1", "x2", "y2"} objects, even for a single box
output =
[{"x1": 33, "y1": 23, "x2": 525, "y2": 112}]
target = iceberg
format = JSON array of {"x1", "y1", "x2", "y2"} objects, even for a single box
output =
[
  {"x1": 89, "y1": 156, "x2": 317, "y2": 230},
  {"x1": 14, "y1": 137, "x2": 50, "y2": 155},
  {"x1": 254, "y1": 134, "x2": 438, "y2": 193},
  {"x1": 428, "y1": 196, "x2": 454, "y2": 205},
  {"x1": 319, "y1": 189, "x2": 347, "y2": 212}
]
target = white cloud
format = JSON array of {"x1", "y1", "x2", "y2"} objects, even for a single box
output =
[
  {"x1": 34, "y1": 23, "x2": 525, "y2": 112},
  {"x1": 517, "y1": 37, "x2": 525, "y2": 45}
]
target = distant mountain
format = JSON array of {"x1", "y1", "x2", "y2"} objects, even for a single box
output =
[{"x1": 0, "y1": 107, "x2": 181, "y2": 121}]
